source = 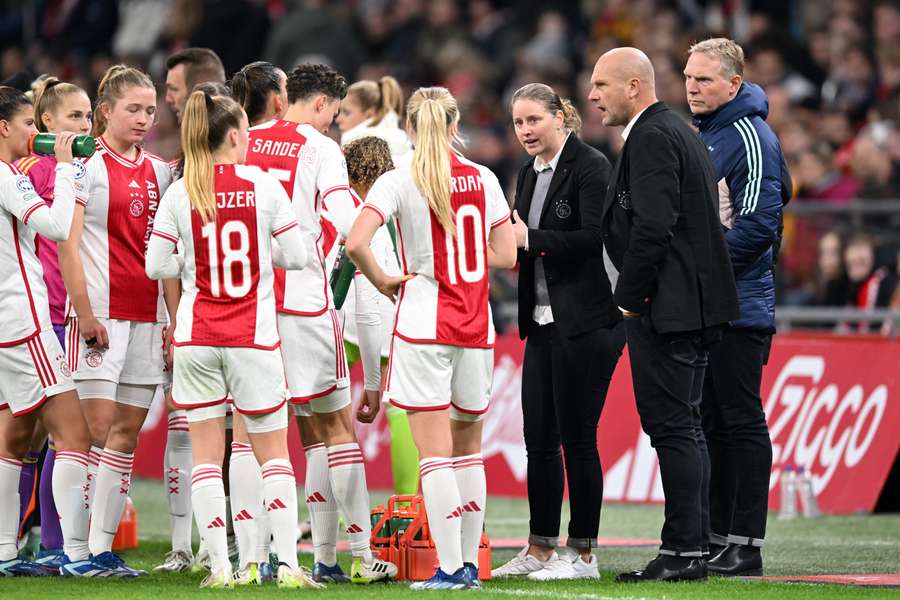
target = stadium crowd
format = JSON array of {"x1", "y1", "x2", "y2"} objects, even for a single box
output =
[{"x1": 1, "y1": 0, "x2": 898, "y2": 318}]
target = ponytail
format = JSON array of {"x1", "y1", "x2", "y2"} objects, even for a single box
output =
[
  {"x1": 33, "y1": 76, "x2": 87, "y2": 133},
  {"x1": 372, "y1": 76, "x2": 403, "y2": 126},
  {"x1": 230, "y1": 61, "x2": 282, "y2": 125},
  {"x1": 407, "y1": 87, "x2": 460, "y2": 235},
  {"x1": 511, "y1": 82, "x2": 582, "y2": 136},
  {"x1": 93, "y1": 64, "x2": 154, "y2": 137},
  {"x1": 181, "y1": 89, "x2": 245, "y2": 224},
  {"x1": 182, "y1": 91, "x2": 216, "y2": 224}
]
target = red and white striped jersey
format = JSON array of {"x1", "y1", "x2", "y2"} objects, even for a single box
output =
[
  {"x1": 364, "y1": 153, "x2": 511, "y2": 348},
  {"x1": 150, "y1": 164, "x2": 299, "y2": 349},
  {"x1": 73, "y1": 136, "x2": 173, "y2": 322},
  {"x1": 0, "y1": 159, "x2": 75, "y2": 345},
  {"x1": 244, "y1": 119, "x2": 356, "y2": 316}
]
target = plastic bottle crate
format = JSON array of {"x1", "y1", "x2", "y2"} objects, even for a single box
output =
[{"x1": 371, "y1": 494, "x2": 491, "y2": 581}]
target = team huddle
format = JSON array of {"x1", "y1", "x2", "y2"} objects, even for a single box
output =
[{"x1": 0, "y1": 48, "x2": 514, "y2": 590}]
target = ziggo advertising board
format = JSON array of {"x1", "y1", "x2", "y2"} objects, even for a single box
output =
[{"x1": 136, "y1": 333, "x2": 899, "y2": 514}]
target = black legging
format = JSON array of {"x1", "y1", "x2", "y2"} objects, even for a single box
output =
[{"x1": 521, "y1": 321, "x2": 624, "y2": 550}]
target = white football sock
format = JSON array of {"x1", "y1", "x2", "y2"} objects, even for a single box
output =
[
  {"x1": 420, "y1": 458, "x2": 463, "y2": 575},
  {"x1": 327, "y1": 443, "x2": 372, "y2": 561},
  {"x1": 305, "y1": 443, "x2": 338, "y2": 566},
  {"x1": 84, "y1": 445, "x2": 102, "y2": 512},
  {"x1": 229, "y1": 442, "x2": 261, "y2": 569},
  {"x1": 165, "y1": 412, "x2": 193, "y2": 554},
  {"x1": 53, "y1": 450, "x2": 91, "y2": 561},
  {"x1": 88, "y1": 448, "x2": 134, "y2": 556},
  {"x1": 262, "y1": 459, "x2": 299, "y2": 570},
  {"x1": 453, "y1": 454, "x2": 486, "y2": 565},
  {"x1": 191, "y1": 464, "x2": 228, "y2": 573},
  {"x1": 0, "y1": 456, "x2": 22, "y2": 561}
]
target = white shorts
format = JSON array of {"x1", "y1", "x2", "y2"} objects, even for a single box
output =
[
  {"x1": 0, "y1": 329, "x2": 75, "y2": 416},
  {"x1": 188, "y1": 401, "x2": 285, "y2": 434},
  {"x1": 67, "y1": 317, "x2": 166, "y2": 386},
  {"x1": 279, "y1": 310, "x2": 349, "y2": 405},
  {"x1": 384, "y1": 337, "x2": 493, "y2": 422},
  {"x1": 172, "y1": 345, "x2": 288, "y2": 418},
  {"x1": 291, "y1": 385, "x2": 351, "y2": 417}
]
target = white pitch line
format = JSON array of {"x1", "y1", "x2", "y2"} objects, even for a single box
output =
[{"x1": 483, "y1": 588, "x2": 658, "y2": 600}]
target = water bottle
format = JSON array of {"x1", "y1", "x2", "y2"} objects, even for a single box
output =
[
  {"x1": 796, "y1": 466, "x2": 821, "y2": 518},
  {"x1": 330, "y1": 246, "x2": 355, "y2": 310},
  {"x1": 778, "y1": 466, "x2": 798, "y2": 519},
  {"x1": 28, "y1": 132, "x2": 96, "y2": 158}
]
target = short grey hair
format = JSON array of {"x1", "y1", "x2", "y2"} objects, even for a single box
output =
[{"x1": 688, "y1": 38, "x2": 745, "y2": 78}]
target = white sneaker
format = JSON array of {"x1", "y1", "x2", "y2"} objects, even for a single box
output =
[
  {"x1": 193, "y1": 546, "x2": 211, "y2": 572},
  {"x1": 153, "y1": 549, "x2": 193, "y2": 572},
  {"x1": 491, "y1": 547, "x2": 558, "y2": 578},
  {"x1": 527, "y1": 548, "x2": 599, "y2": 580},
  {"x1": 200, "y1": 567, "x2": 234, "y2": 588}
]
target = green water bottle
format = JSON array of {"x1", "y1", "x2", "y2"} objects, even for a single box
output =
[
  {"x1": 28, "y1": 133, "x2": 96, "y2": 158},
  {"x1": 330, "y1": 246, "x2": 355, "y2": 310}
]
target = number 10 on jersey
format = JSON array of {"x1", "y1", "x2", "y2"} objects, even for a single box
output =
[
  {"x1": 201, "y1": 220, "x2": 252, "y2": 298},
  {"x1": 445, "y1": 204, "x2": 486, "y2": 285}
]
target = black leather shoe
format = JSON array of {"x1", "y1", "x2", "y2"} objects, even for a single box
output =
[
  {"x1": 707, "y1": 544, "x2": 763, "y2": 576},
  {"x1": 707, "y1": 542, "x2": 727, "y2": 559},
  {"x1": 616, "y1": 555, "x2": 708, "y2": 583}
]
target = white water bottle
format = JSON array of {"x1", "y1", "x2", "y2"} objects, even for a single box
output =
[
  {"x1": 778, "y1": 466, "x2": 798, "y2": 519},
  {"x1": 796, "y1": 466, "x2": 821, "y2": 518}
]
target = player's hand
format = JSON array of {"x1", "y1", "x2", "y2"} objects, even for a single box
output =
[
  {"x1": 356, "y1": 389, "x2": 381, "y2": 424},
  {"x1": 162, "y1": 324, "x2": 175, "y2": 371},
  {"x1": 54, "y1": 131, "x2": 76, "y2": 164},
  {"x1": 80, "y1": 316, "x2": 109, "y2": 349},
  {"x1": 377, "y1": 273, "x2": 414, "y2": 303},
  {"x1": 511, "y1": 209, "x2": 528, "y2": 248}
]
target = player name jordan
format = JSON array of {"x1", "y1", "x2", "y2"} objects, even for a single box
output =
[{"x1": 216, "y1": 190, "x2": 256, "y2": 209}]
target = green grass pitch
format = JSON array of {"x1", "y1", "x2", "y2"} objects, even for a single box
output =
[{"x1": 2, "y1": 478, "x2": 898, "y2": 599}]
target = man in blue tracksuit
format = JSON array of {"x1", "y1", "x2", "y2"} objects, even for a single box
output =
[{"x1": 685, "y1": 38, "x2": 791, "y2": 577}]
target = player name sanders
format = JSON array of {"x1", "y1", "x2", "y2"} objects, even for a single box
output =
[
  {"x1": 251, "y1": 138, "x2": 302, "y2": 157},
  {"x1": 216, "y1": 190, "x2": 256, "y2": 209}
]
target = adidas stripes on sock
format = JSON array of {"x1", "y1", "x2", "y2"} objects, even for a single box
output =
[
  {"x1": 191, "y1": 464, "x2": 228, "y2": 573},
  {"x1": 327, "y1": 443, "x2": 373, "y2": 562},
  {"x1": 420, "y1": 457, "x2": 463, "y2": 575},
  {"x1": 453, "y1": 454, "x2": 486, "y2": 565},
  {"x1": 305, "y1": 443, "x2": 338, "y2": 566},
  {"x1": 229, "y1": 442, "x2": 261, "y2": 569},
  {"x1": 262, "y1": 459, "x2": 299, "y2": 570}
]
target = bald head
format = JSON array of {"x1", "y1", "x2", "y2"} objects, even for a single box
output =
[{"x1": 588, "y1": 47, "x2": 658, "y2": 127}]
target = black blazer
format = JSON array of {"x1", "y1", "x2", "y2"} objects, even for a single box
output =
[
  {"x1": 513, "y1": 134, "x2": 621, "y2": 340},
  {"x1": 601, "y1": 102, "x2": 740, "y2": 334}
]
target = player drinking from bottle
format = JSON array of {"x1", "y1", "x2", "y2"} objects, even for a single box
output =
[
  {"x1": 0, "y1": 86, "x2": 96, "y2": 578},
  {"x1": 346, "y1": 86, "x2": 516, "y2": 590}
]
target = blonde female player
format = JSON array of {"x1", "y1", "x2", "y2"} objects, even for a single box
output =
[
  {"x1": 337, "y1": 77, "x2": 419, "y2": 498},
  {"x1": 346, "y1": 86, "x2": 516, "y2": 590},
  {"x1": 0, "y1": 86, "x2": 96, "y2": 577},
  {"x1": 13, "y1": 76, "x2": 91, "y2": 573},
  {"x1": 146, "y1": 89, "x2": 318, "y2": 589},
  {"x1": 57, "y1": 65, "x2": 176, "y2": 576}
]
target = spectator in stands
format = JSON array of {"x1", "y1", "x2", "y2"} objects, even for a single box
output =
[{"x1": 844, "y1": 234, "x2": 898, "y2": 315}]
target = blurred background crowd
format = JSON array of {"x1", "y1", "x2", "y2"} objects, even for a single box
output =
[{"x1": 1, "y1": 0, "x2": 898, "y2": 328}]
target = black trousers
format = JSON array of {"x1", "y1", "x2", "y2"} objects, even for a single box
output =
[
  {"x1": 522, "y1": 320, "x2": 624, "y2": 550},
  {"x1": 701, "y1": 328, "x2": 773, "y2": 547},
  {"x1": 624, "y1": 316, "x2": 715, "y2": 557}
]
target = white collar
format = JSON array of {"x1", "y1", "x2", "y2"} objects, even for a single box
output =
[
  {"x1": 533, "y1": 132, "x2": 571, "y2": 173},
  {"x1": 621, "y1": 106, "x2": 650, "y2": 141}
]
